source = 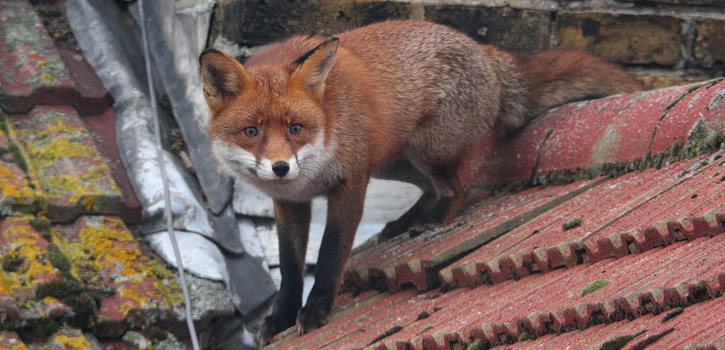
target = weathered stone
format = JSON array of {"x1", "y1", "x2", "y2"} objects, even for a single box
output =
[
  {"x1": 556, "y1": 13, "x2": 682, "y2": 66},
  {"x1": 616, "y1": 0, "x2": 725, "y2": 4},
  {"x1": 11, "y1": 105, "x2": 125, "y2": 223},
  {"x1": 693, "y1": 19, "x2": 725, "y2": 69},
  {"x1": 213, "y1": 0, "x2": 410, "y2": 47},
  {"x1": 637, "y1": 74, "x2": 707, "y2": 90},
  {"x1": 357, "y1": 1, "x2": 412, "y2": 26},
  {"x1": 424, "y1": 5, "x2": 551, "y2": 53}
]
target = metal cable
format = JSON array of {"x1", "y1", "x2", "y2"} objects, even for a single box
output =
[{"x1": 138, "y1": 1, "x2": 201, "y2": 349}]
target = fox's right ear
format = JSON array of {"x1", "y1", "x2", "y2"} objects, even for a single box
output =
[{"x1": 199, "y1": 49, "x2": 251, "y2": 113}]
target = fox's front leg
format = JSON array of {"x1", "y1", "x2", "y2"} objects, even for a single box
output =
[
  {"x1": 297, "y1": 176, "x2": 369, "y2": 334},
  {"x1": 260, "y1": 200, "x2": 311, "y2": 344}
]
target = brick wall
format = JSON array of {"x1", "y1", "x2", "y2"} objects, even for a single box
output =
[{"x1": 210, "y1": 0, "x2": 725, "y2": 90}]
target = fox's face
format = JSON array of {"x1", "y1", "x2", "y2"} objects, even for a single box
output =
[{"x1": 200, "y1": 39, "x2": 339, "y2": 199}]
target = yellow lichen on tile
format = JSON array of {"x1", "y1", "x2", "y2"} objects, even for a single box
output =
[
  {"x1": 10, "y1": 343, "x2": 29, "y2": 350},
  {"x1": 0, "y1": 224, "x2": 56, "y2": 294},
  {"x1": 43, "y1": 117, "x2": 82, "y2": 135},
  {"x1": 0, "y1": 272, "x2": 21, "y2": 296},
  {"x1": 0, "y1": 167, "x2": 14, "y2": 178},
  {"x1": 52, "y1": 235, "x2": 94, "y2": 282},
  {"x1": 1, "y1": 127, "x2": 45, "y2": 208},
  {"x1": 50, "y1": 333, "x2": 91, "y2": 350},
  {"x1": 18, "y1": 117, "x2": 95, "y2": 167},
  {"x1": 44, "y1": 174, "x2": 82, "y2": 192},
  {"x1": 0, "y1": 177, "x2": 35, "y2": 200},
  {"x1": 34, "y1": 60, "x2": 49, "y2": 69},
  {"x1": 118, "y1": 285, "x2": 151, "y2": 310},
  {"x1": 26, "y1": 138, "x2": 93, "y2": 169},
  {"x1": 154, "y1": 279, "x2": 184, "y2": 305},
  {"x1": 55, "y1": 217, "x2": 184, "y2": 311},
  {"x1": 42, "y1": 296, "x2": 62, "y2": 304},
  {"x1": 39, "y1": 73, "x2": 55, "y2": 83}
]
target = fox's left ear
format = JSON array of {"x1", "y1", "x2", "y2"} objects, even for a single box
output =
[{"x1": 291, "y1": 37, "x2": 339, "y2": 100}]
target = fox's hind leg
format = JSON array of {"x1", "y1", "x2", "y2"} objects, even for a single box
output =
[
  {"x1": 376, "y1": 157, "x2": 465, "y2": 241},
  {"x1": 379, "y1": 191, "x2": 436, "y2": 241},
  {"x1": 374, "y1": 157, "x2": 437, "y2": 241},
  {"x1": 424, "y1": 163, "x2": 465, "y2": 225}
]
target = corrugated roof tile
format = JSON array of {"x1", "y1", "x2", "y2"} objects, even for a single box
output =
[{"x1": 345, "y1": 178, "x2": 603, "y2": 293}]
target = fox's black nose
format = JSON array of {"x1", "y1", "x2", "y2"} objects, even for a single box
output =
[{"x1": 272, "y1": 161, "x2": 290, "y2": 177}]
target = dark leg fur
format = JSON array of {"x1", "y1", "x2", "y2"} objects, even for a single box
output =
[
  {"x1": 260, "y1": 200, "x2": 311, "y2": 344},
  {"x1": 297, "y1": 177, "x2": 368, "y2": 334}
]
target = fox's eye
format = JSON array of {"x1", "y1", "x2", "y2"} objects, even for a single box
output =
[
  {"x1": 243, "y1": 126, "x2": 259, "y2": 138},
  {"x1": 289, "y1": 124, "x2": 302, "y2": 136}
]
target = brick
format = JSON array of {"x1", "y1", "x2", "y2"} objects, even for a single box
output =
[
  {"x1": 213, "y1": 0, "x2": 410, "y2": 47},
  {"x1": 556, "y1": 13, "x2": 682, "y2": 66},
  {"x1": 423, "y1": 5, "x2": 551, "y2": 53},
  {"x1": 618, "y1": 0, "x2": 725, "y2": 4},
  {"x1": 11, "y1": 105, "x2": 125, "y2": 223},
  {"x1": 637, "y1": 74, "x2": 707, "y2": 91},
  {"x1": 356, "y1": 1, "x2": 412, "y2": 27}
]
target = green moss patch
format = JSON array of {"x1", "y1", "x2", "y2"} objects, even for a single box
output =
[
  {"x1": 34, "y1": 278, "x2": 102, "y2": 328},
  {"x1": 562, "y1": 218, "x2": 582, "y2": 231},
  {"x1": 581, "y1": 279, "x2": 612, "y2": 297},
  {"x1": 467, "y1": 339, "x2": 487, "y2": 350},
  {"x1": 47, "y1": 242, "x2": 72, "y2": 279}
]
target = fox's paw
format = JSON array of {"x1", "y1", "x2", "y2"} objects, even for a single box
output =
[
  {"x1": 296, "y1": 305, "x2": 330, "y2": 335},
  {"x1": 259, "y1": 313, "x2": 294, "y2": 346}
]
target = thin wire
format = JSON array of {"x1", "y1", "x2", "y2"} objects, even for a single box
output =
[{"x1": 138, "y1": 1, "x2": 201, "y2": 349}]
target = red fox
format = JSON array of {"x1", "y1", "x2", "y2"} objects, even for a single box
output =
[{"x1": 199, "y1": 19, "x2": 641, "y2": 342}]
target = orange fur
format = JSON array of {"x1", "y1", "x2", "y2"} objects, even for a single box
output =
[{"x1": 199, "y1": 19, "x2": 641, "y2": 341}]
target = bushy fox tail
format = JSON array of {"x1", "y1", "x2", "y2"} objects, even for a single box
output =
[{"x1": 516, "y1": 49, "x2": 642, "y2": 119}]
